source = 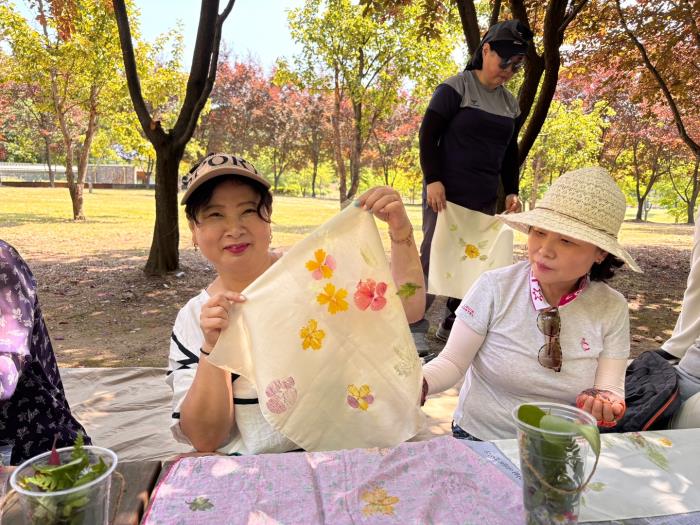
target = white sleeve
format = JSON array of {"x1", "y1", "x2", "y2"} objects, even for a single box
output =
[
  {"x1": 593, "y1": 356, "x2": 627, "y2": 398},
  {"x1": 453, "y1": 273, "x2": 497, "y2": 336},
  {"x1": 662, "y1": 221, "x2": 700, "y2": 358},
  {"x1": 165, "y1": 304, "x2": 205, "y2": 445}
]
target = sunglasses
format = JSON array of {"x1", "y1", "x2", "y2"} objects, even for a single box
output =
[
  {"x1": 537, "y1": 307, "x2": 562, "y2": 372},
  {"x1": 498, "y1": 54, "x2": 525, "y2": 72}
]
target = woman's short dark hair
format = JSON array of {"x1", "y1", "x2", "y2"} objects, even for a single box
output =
[
  {"x1": 589, "y1": 253, "x2": 624, "y2": 281},
  {"x1": 185, "y1": 175, "x2": 273, "y2": 224}
]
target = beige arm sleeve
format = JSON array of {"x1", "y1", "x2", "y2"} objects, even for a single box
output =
[
  {"x1": 593, "y1": 356, "x2": 627, "y2": 399},
  {"x1": 422, "y1": 318, "x2": 485, "y2": 395}
]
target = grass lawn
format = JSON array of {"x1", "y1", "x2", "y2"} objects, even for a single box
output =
[{"x1": 0, "y1": 185, "x2": 695, "y2": 366}]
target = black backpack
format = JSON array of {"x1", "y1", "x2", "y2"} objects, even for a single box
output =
[{"x1": 602, "y1": 351, "x2": 681, "y2": 433}]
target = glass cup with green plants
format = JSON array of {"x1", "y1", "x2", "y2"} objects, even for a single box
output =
[
  {"x1": 513, "y1": 402, "x2": 600, "y2": 525},
  {"x1": 10, "y1": 435, "x2": 118, "y2": 525}
]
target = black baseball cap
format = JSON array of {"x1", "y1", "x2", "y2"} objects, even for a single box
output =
[{"x1": 466, "y1": 19, "x2": 533, "y2": 70}]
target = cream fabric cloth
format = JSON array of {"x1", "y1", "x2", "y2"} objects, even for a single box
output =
[
  {"x1": 428, "y1": 202, "x2": 514, "y2": 299},
  {"x1": 208, "y1": 205, "x2": 425, "y2": 451},
  {"x1": 494, "y1": 428, "x2": 700, "y2": 522}
]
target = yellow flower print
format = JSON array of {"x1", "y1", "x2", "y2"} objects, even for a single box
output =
[
  {"x1": 361, "y1": 485, "x2": 399, "y2": 516},
  {"x1": 464, "y1": 244, "x2": 480, "y2": 258},
  {"x1": 347, "y1": 384, "x2": 374, "y2": 410},
  {"x1": 658, "y1": 437, "x2": 673, "y2": 447},
  {"x1": 300, "y1": 319, "x2": 325, "y2": 351},
  {"x1": 305, "y1": 249, "x2": 336, "y2": 280},
  {"x1": 316, "y1": 283, "x2": 349, "y2": 314}
]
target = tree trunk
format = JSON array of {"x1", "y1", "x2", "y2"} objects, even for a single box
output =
[
  {"x1": 635, "y1": 199, "x2": 644, "y2": 221},
  {"x1": 144, "y1": 145, "x2": 184, "y2": 275},
  {"x1": 311, "y1": 157, "x2": 318, "y2": 198},
  {"x1": 688, "y1": 156, "x2": 700, "y2": 224},
  {"x1": 332, "y1": 70, "x2": 347, "y2": 204},
  {"x1": 43, "y1": 137, "x2": 55, "y2": 187},
  {"x1": 347, "y1": 100, "x2": 363, "y2": 203}
]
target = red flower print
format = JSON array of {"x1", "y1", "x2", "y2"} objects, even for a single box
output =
[
  {"x1": 265, "y1": 376, "x2": 298, "y2": 414},
  {"x1": 354, "y1": 279, "x2": 388, "y2": 311}
]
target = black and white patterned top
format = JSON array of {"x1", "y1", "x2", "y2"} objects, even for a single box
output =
[{"x1": 0, "y1": 240, "x2": 90, "y2": 465}]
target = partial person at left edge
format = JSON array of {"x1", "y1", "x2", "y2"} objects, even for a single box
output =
[{"x1": 0, "y1": 240, "x2": 91, "y2": 465}]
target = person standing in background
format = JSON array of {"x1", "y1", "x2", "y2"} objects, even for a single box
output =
[{"x1": 412, "y1": 19, "x2": 533, "y2": 350}]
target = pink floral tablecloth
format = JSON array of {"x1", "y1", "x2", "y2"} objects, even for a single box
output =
[{"x1": 143, "y1": 436, "x2": 524, "y2": 524}]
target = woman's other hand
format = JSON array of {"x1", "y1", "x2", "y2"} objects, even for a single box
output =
[
  {"x1": 426, "y1": 181, "x2": 446, "y2": 213},
  {"x1": 576, "y1": 388, "x2": 626, "y2": 428},
  {"x1": 505, "y1": 194, "x2": 522, "y2": 213},
  {"x1": 358, "y1": 186, "x2": 412, "y2": 240},
  {"x1": 199, "y1": 291, "x2": 246, "y2": 351}
]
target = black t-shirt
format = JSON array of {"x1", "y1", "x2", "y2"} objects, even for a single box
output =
[{"x1": 419, "y1": 71, "x2": 521, "y2": 212}]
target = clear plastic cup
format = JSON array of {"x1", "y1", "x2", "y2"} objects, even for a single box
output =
[
  {"x1": 0, "y1": 443, "x2": 12, "y2": 498},
  {"x1": 10, "y1": 445, "x2": 118, "y2": 525},
  {"x1": 513, "y1": 402, "x2": 597, "y2": 525}
]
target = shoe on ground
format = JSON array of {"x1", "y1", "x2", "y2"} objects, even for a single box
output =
[
  {"x1": 435, "y1": 323, "x2": 451, "y2": 343},
  {"x1": 412, "y1": 331, "x2": 431, "y2": 357}
]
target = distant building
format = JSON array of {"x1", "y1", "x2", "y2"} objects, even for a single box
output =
[{"x1": 0, "y1": 162, "x2": 138, "y2": 184}]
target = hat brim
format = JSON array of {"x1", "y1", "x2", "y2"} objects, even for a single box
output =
[
  {"x1": 180, "y1": 165, "x2": 271, "y2": 205},
  {"x1": 498, "y1": 208, "x2": 642, "y2": 273}
]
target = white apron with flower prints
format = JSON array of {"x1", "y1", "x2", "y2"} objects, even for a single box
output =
[
  {"x1": 208, "y1": 205, "x2": 424, "y2": 451},
  {"x1": 428, "y1": 201, "x2": 514, "y2": 299}
]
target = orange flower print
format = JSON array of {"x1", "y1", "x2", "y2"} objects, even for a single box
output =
[
  {"x1": 464, "y1": 244, "x2": 480, "y2": 258},
  {"x1": 347, "y1": 384, "x2": 374, "y2": 411},
  {"x1": 316, "y1": 283, "x2": 349, "y2": 314},
  {"x1": 265, "y1": 377, "x2": 298, "y2": 414},
  {"x1": 353, "y1": 279, "x2": 388, "y2": 311},
  {"x1": 305, "y1": 249, "x2": 336, "y2": 280},
  {"x1": 300, "y1": 319, "x2": 325, "y2": 351},
  {"x1": 361, "y1": 484, "x2": 399, "y2": 516}
]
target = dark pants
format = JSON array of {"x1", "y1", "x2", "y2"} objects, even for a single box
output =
[{"x1": 412, "y1": 184, "x2": 496, "y2": 331}]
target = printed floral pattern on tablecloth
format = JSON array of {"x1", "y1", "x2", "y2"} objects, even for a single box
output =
[
  {"x1": 347, "y1": 384, "x2": 374, "y2": 410},
  {"x1": 305, "y1": 249, "x2": 336, "y2": 280},
  {"x1": 361, "y1": 484, "x2": 400, "y2": 516},
  {"x1": 353, "y1": 279, "x2": 387, "y2": 311},
  {"x1": 316, "y1": 283, "x2": 349, "y2": 314},
  {"x1": 265, "y1": 377, "x2": 298, "y2": 414},
  {"x1": 300, "y1": 319, "x2": 325, "y2": 351},
  {"x1": 141, "y1": 436, "x2": 524, "y2": 525}
]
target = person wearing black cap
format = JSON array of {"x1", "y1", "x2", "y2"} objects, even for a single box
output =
[{"x1": 412, "y1": 19, "x2": 534, "y2": 347}]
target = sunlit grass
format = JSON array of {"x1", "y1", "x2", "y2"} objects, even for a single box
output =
[{"x1": 0, "y1": 186, "x2": 693, "y2": 263}]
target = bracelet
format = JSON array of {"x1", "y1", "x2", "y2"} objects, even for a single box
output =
[
  {"x1": 200, "y1": 347, "x2": 211, "y2": 356},
  {"x1": 388, "y1": 226, "x2": 413, "y2": 246}
]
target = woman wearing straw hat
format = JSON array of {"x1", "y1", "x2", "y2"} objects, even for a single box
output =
[{"x1": 421, "y1": 167, "x2": 642, "y2": 440}]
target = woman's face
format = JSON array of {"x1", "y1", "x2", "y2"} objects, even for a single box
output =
[
  {"x1": 189, "y1": 179, "x2": 272, "y2": 280},
  {"x1": 480, "y1": 43, "x2": 521, "y2": 89},
  {"x1": 527, "y1": 227, "x2": 606, "y2": 291}
]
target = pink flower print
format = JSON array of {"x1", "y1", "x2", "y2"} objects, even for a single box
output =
[
  {"x1": 353, "y1": 279, "x2": 388, "y2": 311},
  {"x1": 580, "y1": 338, "x2": 590, "y2": 352},
  {"x1": 265, "y1": 377, "x2": 298, "y2": 414}
]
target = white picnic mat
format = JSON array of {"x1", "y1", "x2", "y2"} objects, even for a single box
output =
[
  {"x1": 59, "y1": 367, "x2": 458, "y2": 461},
  {"x1": 493, "y1": 428, "x2": 700, "y2": 523}
]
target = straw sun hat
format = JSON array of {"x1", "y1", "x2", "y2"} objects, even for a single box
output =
[{"x1": 498, "y1": 166, "x2": 641, "y2": 272}]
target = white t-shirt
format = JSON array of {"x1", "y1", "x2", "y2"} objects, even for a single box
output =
[
  {"x1": 166, "y1": 290, "x2": 299, "y2": 455},
  {"x1": 453, "y1": 261, "x2": 630, "y2": 440}
]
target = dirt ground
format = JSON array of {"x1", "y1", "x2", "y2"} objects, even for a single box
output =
[{"x1": 33, "y1": 241, "x2": 691, "y2": 368}]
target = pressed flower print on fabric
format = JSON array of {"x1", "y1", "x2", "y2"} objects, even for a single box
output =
[
  {"x1": 316, "y1": 283, "x2": 349, "y2": 314},
  {"x1": 361, "y1": 484, "x2": 400, "y2": 516},
  {"x1": 186, "y1": 496, "x2": 214, "y2": 511},
  {"x1": 353, "y1": 279, "x2": 388, "y2": 311},
  {"x1": 305, "y1": 248, "x2": 336, "y2": 280},
  {"x1": 300, "y1": 319, "x2": 325, "y2": 351},
  {"x1": 347, "y1": 384, "x2": 374, "y2": 411},
  {"x1": 265, "y1": 377, "x2": 298, "y2": 414}
]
